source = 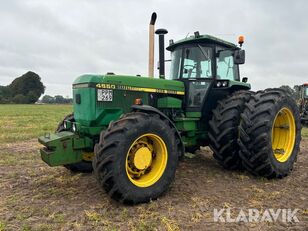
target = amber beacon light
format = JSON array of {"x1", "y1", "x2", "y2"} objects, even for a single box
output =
[{"x1": 238, "y1": 35, "x2": 244, "y2": 47}]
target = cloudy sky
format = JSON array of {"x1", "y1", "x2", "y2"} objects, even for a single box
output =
[{"x1": 0, "y1": 0, "x2": 307, "y2": 97}]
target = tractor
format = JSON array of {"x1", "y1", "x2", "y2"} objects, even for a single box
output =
[
  {"x1": 298, "y1": 83, "x2": 308, "y2": 125},
  {"x1": 38, "y1": 13, "x2": 301, "y2": 204}
]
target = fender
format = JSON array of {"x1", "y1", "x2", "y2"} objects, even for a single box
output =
[{"x1": 131, "y1": 104, "x2": 184, "y2": 158}]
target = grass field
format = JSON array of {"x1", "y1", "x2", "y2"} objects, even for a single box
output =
[
  {"x1": 0, "y1": 105, "x2": 307, "y2": 231},
  {"x1": 0, "y1": 105, "x2": 72, "y2": 143}
]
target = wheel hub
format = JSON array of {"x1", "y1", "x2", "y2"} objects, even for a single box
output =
[
  {"x1": 126, "y1": 133, "x2": 168, "y2": 187},
  {"x1": 133, "y1": 147, "x2": 152, "y2": 170}
]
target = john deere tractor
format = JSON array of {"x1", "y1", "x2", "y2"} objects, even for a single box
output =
[
  {"x1": 298, "y1": 83, "x2": 308, "y2": 125},
  {"x1": 39, "y1": 13, "x2": 301, "y2": 204}
]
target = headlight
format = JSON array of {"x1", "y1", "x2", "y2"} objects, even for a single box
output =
[
  {"x1": 63, "y1": 121, "x2": 67, "y2": 129},
  {"x1": 216, "y1": 82, "x2": 222, "y2": 87},
  {"x1": 222, "y1": 81, "x2": 228, "y2": 87},
  {"x1": 72, "y1": 123, "x2": 77, "y2": 132}
]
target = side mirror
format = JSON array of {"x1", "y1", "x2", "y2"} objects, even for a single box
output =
[
  {"x1": 234, "y1": 50, "x2": 245, "y2": 64},
  {"x1": 242, "y1": 77, "x2": 248, "y2": 83}
]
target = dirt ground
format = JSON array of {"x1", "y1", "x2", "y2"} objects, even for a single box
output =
[{"x1": 0, "y1": 138, "x2": 307, "y2": 231}]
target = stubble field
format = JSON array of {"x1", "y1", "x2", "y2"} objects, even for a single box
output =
[{"x1": 0, "y1": 105, "x2": 307, "y2": 231}]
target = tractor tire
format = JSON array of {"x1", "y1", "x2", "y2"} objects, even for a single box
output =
[
  {"x1": 56, "y1": 113, "x2": 93, "y2": 173},
  {"x1": 93, "y1": 112, "x2": 179, "y2": 204},
  {"x1": 238, "y1": 89, "x2": 301, "y2": 178},
  {"x1": 208, "y1": 91, "x2": 253, "y2": 170}
]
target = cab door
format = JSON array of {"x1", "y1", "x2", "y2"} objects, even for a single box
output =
[{"x1": 176, "y1": 45, "x2": 214, "y2": 112}]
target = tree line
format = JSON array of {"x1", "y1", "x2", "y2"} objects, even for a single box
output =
[
  {"x1": 279, "y1": 85, "x2": 302, "y2": 100},
  {"x1": 0, "y1": 71, "x2": 72, "y2": 104},
  {"x1": 40, "y1": 95, "x2": 72, "y2": 104},
  {"x1": 0, "y1": 71, "x2": 304, "y2": 104}
]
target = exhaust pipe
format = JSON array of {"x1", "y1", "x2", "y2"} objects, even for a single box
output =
[
  {"x1": 155, "y1": 28, "x2": 168, "y2": 79},
  {"x1": 148, "y1": 12, "x2": 157, "y2": 78}
]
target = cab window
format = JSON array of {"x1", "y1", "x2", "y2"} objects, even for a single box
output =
[
  {"x1": 182, "y1": 46, "x2": 212, "y2": 79},
  {"x1": 216, "y1": 50, "x2": 239, "y2": 80},
  {"x1": 170, "y1": 46, "x2": 212, "y2": 79}
]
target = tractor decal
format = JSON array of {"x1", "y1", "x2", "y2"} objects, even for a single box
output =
[{"x1": 95, "y1": 83, "x2": 185, "y2": 95}]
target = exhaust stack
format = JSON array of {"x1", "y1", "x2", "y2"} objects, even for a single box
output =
[
  {"x1": 148, "y1": 12, "x2": 157, "y2": 78},
  {"x1": 155, "y1": 28, "x2": 168, "y2": 79}
]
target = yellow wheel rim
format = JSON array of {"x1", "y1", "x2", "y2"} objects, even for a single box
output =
[
  {"x1": 126, "y1": 133, "x2": 168, "y2": 187},
  {"x1": 272, "y1": 107, "x2": 296, "y2": 162}
]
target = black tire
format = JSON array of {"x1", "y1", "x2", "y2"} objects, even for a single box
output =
[
  {"x1": 56, "y1": 113, "x2": 93, "y2": 173},
  {"x1": 238, "y1": 89, "x2": 301, "y2": 178},
  {"x1": 93, "y1": 112, "x2": 179, "y2": 204},
  {"x1": 208, "y1": 91, "x2": 253, "y2": 170}
]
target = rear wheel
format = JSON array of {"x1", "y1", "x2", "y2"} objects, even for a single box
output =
[
  {"x1": 238, "y1": 89, "x2": 301, "y2": 178},
  {"x1": 56, "y1": 114, "x2": 93, "y2": 173},
  {"x1": 93, "y1": 112, "x2": 179, "y2": 204},
  {"x1": 208, "y1": 91, "x2": 253, "y2": 169}
]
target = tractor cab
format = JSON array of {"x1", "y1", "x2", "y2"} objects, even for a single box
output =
[{"x1": 166, "y1": 33, "x2": 248, "y2": 114}]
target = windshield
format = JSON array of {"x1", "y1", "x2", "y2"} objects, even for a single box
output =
[
  {"x1": 170, "y1": 45, "x2": 212, "y2": 79},
  {"x1": 305, "y1": 87, "x2": 308, "y2": 97}
]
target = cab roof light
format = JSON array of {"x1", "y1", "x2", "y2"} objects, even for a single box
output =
[{"x1": 238, "y1": 35, "x2": 244, "y2": 47}]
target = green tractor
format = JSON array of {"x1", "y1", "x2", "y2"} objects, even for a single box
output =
[
  {"x1": 298, "y1": 83, "x2": 308, "y2": 125},
  {"x1": 38, "y1": 13, "x2": 301, "y2": 204}
]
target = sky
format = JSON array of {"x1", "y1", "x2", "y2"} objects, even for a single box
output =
[{"x1": 0, "y1": 0, "x2": 307, "y2": 97}]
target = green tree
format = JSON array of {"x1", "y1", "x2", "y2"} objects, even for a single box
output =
[
  {"x1": 12, "y1": 94, "x2": 27, "y2": 104},
  {"x1": 27, "y1": 91, "x2": 39, "y2": 103},
  {"x1": 41, "y1": 95, "x2": 55, "y2": 104},
  {"x1": 0, "y1": 85, "x2": 12, "y2": 103},
  {"x1": 54, "y1": 95, "x2": 65, "y2": 104},
  {"x1": 8, "y1": 71, "x2": 45, "y2": 103}
]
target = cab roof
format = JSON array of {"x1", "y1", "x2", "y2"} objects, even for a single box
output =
[{"x1": 166, "y1": 34, "x2": 238, "y2": 51}]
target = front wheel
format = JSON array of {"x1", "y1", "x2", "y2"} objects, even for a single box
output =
[{"x1": 93, "y1": 112, "x2": 179, "y2": 204}]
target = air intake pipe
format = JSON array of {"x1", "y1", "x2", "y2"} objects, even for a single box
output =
[
  {"x1": 148, "y1": 12, "x2": 157, "y2": 78},
  {"x1": 155, "y1": 28, "x2": 168, "y2": 79}
]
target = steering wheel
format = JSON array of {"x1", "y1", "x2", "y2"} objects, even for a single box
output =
[
  {"x1": 183, "y1": 64, "x2": 195, "y2": 70},
  {"x1": 183, "y1": 64, "x2": 196, "y2": 78}
]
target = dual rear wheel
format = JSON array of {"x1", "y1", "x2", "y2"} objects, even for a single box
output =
[
  {"x1": 209, "y1": 89, "x2": 301, "y2": 178},
  {"x1": 239, "y1": 89, "x2": 301, "y2": 178}
]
